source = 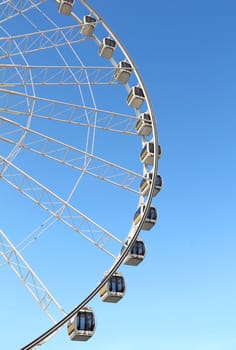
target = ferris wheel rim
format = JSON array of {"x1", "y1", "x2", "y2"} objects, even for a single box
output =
[{"x1": 0, "y1": 1, "x2": 160, "y2": 349}]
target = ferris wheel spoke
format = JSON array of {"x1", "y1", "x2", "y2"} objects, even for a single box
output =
[
  {"x1": 0, "y1": 215, "x2": 58, "y2": 265},
  {"x1": 0, "y1": 0, "x2": 161, "y2": 348},
  {"x1": 0, "y1": 64, "x2": 118, "y2": 86},
  {"x1": 0, "y1": 228, "x2": 66, "y2": 323},
  {"x1": 0, "y1": 0, "x2": 46, "y2": 24},
  {"x1": 0, "y1": 116, "x2": 141, "y2": 193},
  {"x1": 0, "y1": 89, "x2": 137, "y2": 134},
  {"x1": 0, "y1": 214, "x2": 68, "y2": 269},
  {"x1": 0, "y1": 156, "x2": 123, "y2": 257},
  {"x1": 0, "y1": 24, "x2": 85, "y2": 59}
]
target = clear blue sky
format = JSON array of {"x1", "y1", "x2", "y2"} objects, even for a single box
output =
[{"x1": 1, "y1": 1, "x2": 236, "y2": 350}]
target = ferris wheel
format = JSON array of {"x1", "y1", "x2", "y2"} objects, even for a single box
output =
[{"x1": 0, "y1": 0, "x2": 162, "y2": 349}]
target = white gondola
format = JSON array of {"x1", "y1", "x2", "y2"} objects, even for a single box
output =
[
  {"x1": 127, "y1": 86, "x2": 145, "y2": 109},
  {"x1": 114, "y1": 60, "x2": 133, "y2": 84},
  {"x1": 99, "y1": 272, "x2": 125, "y2": 303},
  {"x1": 80, "y1": 15, "x2": 97, "y2": 36},
  {"x1": 136, "y1": 112, "x2": 152, "y2": 136},
  {"x1": 140, "y1": 141, "x2": 154, "y2": 165},
  {"x1": 58, "y1": 0, "x2": 74, "y2": 16},
  {"x1": 122, "y1": 238, "x2": 146, "y2": 266},
  {"x1": 67, "y1": 306, "x2": 95, "y2": 341},
  {"x1": 133, "y1": 204, "x2": 158, "y2": 230},
  {"x1": 140, "y1": 173, "x2": 163, "y2": 197},
  {"x1": 98, "y1": 37, "x2": 116, "y2": 59},
  {"x1": 140, "y1": 142, "x2": 162, "y2": 166}
]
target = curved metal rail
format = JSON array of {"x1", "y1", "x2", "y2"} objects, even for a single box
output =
[
  {"x1": 14, "y1": 0, "x2": 160, "y2": 348},
  {"x1": 20, "y1": 180, "x2": 157, "y2": 350}
]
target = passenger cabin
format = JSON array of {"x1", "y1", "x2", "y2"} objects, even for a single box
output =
[
  {"x1": 80, "y1": 15, "x2": 97, "y2": 36},
  {"x1": 140, "y1": 142, "x2": 154, "y2": 165},
  {"x1": 99, "y1": 272, "x2": 125, "y2": 303},
  {"x1": 127, "y1": 86, "x2": 145, "y2": 109},
  {"x1": 139, "y1": 173, "x2": 163, "y2": 197},
  {"x1": 98, "y1": 37, "x2": 116, "y2": 59},
  {"x1": 136, "y1": 112, "x2": 152, "y2": 136},
  {"x1": 67, "y1": 306, "x2": 95, "y2": 341},
  {"x1": 58, "y1": 0, "x2": 74, "y2": 15},
  {"x1": 122, "y1": 238, "x2": 146, "y2": 266},
  {"x1": 114, "y1": 60, "x2": 133, "y2": 84},
  {"x1": 140, "y1": 142, "x2": 162, "y2": 166},
  {"x1": 133, "y1": 204, "x2": 158, "y2": 230}
]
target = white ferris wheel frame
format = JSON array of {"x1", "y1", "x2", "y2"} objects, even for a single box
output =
[{"x1": 0, "y1": 0, "x2": 160, "y2": 349}]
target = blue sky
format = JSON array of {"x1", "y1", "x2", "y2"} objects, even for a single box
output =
[{"x1": 1, "y1": 1, "x2": 236, "y2": 349}]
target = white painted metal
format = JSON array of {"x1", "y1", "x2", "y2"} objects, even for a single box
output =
[
  {"x1": 0, "y1": 0, "x2": 160, "y2": 349},
  {"x1": 0, "y1": 229, "x2": 66, "y2": 323}
]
